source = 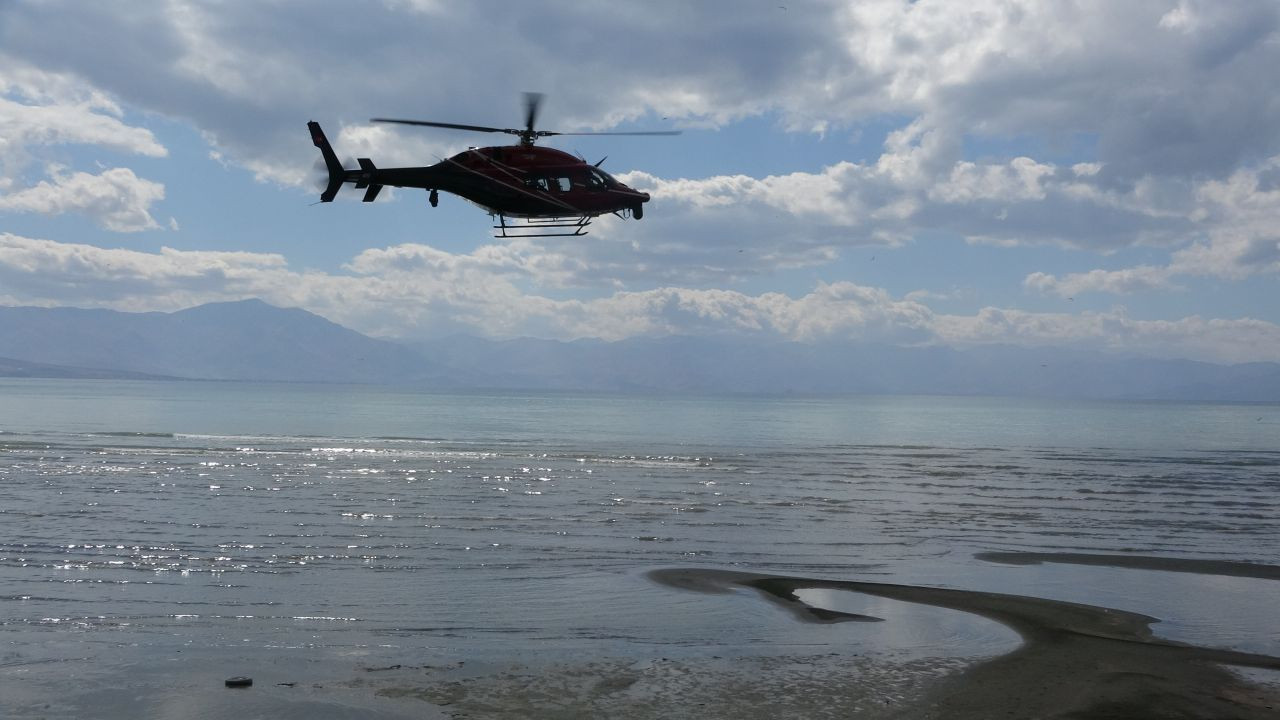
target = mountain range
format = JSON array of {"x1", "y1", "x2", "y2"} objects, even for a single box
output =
[{"x1": 2, "y1": 299, "x2": 1278, "y2": 401}]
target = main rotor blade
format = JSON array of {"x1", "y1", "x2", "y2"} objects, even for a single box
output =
[
  {"x1": 545, "y1": 130, "x2": 683, "y2": 136},
  {"x1": 371, "y1": 118, "x2": 518, "y2": 134},
  {"x1": 523, "y1": 92, "x2": 544, "y2": 135}
]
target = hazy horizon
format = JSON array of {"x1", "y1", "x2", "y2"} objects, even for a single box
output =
[{"x1": 3, "y1": 298, "x2": 1278, "y2": 402}]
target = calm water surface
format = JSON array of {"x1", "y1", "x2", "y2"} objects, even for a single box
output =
[{"x1": 1, "y1": 380, "x2": 1277, "y2": 713}]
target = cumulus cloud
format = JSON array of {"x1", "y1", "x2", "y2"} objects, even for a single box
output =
[
  {"x1": 1025, "y1": 154, "x2": 1280, "y2": 296},
  {"x1": 614, "y1": 134, "x2": 1190, "y2": 281},
  {"x1": 0, "y1": 91, "x2": 167, "y2": 163},
  {"x1": 0, "y1": 167, "x2": 165, "y2": 231},
  {"x1": 5, "y1": 1, "x2": 1278, "y2": 186},
  {"x1": 3, "y1": 233, "x2": 1277, "y2": 363},
  {"x1": 2, "y1": 1, "x2": 1277, "y2": 263},
  {"x1": 1, "y1": 60, "x2": 168, "y2": 229},
  {"x1": 937, "y1": 306, "x2": 1280, "y2": 365},
  {"x1": 0, "y1": 63, "x2": 166, "y2": 159},
  {"x1": 1170, "y1": 155, "x2": 1280, "y2": 278},
  {"x1": 0, "y1": 233, "x2": 287, "y2": 308},
  {"x1": 1024, "y1": 266, "x2": 1179, "y2": 297},
  {"x1": 541, "y1": 282, "x2": 936, "y2": 344},
  {"x1": 0, "y1": 233, "x2": 951, "y2": 344}
]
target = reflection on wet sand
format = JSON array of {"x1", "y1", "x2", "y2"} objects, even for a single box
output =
[{"x1": 648, "y1": 567, "x2": 1280, "y2": 719}]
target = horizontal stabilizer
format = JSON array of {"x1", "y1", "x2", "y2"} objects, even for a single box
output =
[
  {"x1": 353, "y1": 158, "x2": 377, "y2": 189},
  {"x1": 362, "y1": 184, "x2": 383, "y2": 202}
]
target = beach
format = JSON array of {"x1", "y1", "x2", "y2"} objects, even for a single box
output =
[
  {"x1": 12, "y1": 556, "x2": 1276, "y2": 719},
  {"x1": 367, "y1": 558, "x2": 1280, "y2": 719}
]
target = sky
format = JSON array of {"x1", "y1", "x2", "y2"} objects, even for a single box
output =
[{"x1": 2, "y1": 0, "x2": 1279, "y2": 364}]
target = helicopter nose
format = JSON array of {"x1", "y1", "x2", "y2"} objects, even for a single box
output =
[{"x1": 640, "y1": 191, "x2": 651, "y2": 202}]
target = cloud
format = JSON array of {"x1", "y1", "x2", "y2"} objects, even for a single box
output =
[
  {"x1": 1024, "y1": 266, "x2": 1179, "y2": 297},
  {"x1": 612, "y1": 132, "x2": 1189, "y2": 282},
  {"x1": 1, "y1": 59, "x2": 168, "y2": 230},
  {"x1": 937, "y1": 306, "x2": 1280, "y2": 365},
  {"x1": 1, "y1": 1, "x2": 1276, "y2": 269},
  {"x1": 5, "y1": 1, "x2": 1278, "y2": 186},
  {"x1": 0, "y1": 61, "x2": 167, "y2": 178},
  {"x1": 931, "y1": 157, "x2": 1054, "y2": 204},
  {"x1": 1170, "y1": 155, "x2": 1280, "y2": 278},
  {"x1": 0, "y1": 87, "x2": 167, "y2": 162},
  {"x1": 0, "y1": 233, "x2": 287, "y2": 308},
  {"x1": 541, "y1": 282, "x2": 936, "y2": 344},
  {"x1": 843, "y1": 0, "x2": 1280, "y2": 179},
  {"x1": 0, "y1": 167, "x2": 165, "y2": 231},
  {"x1": 1025, "y1": 154, "x2": 1280, "y2": 296},
  {"x1": 2, "y1": 233, "x2": 1277, "y2": 363},
  {"x1": 0, "y1": 234, "x2": 937, "y2": 342}
]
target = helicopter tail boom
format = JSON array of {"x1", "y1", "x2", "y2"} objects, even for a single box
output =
[{"x1": 307, "y1": 121, "x2": 346, "y2": 202}]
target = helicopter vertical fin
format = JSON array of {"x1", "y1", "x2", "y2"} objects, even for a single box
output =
[{"x1": 307, "y1": 121, "x2": 345, "y2": 202}]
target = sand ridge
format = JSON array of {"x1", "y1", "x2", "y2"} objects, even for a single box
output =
[{"x1": 648, "y1": 566, "x2": 1280, "y2": 719}]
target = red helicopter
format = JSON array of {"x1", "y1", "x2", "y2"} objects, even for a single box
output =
[{"x1": 308, "y1": 93, "x2": 678, "y2": 237}]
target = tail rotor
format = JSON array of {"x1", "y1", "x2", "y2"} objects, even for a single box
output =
[{"x1": 307, "y1": 121, "x2": 346, "y2": 202}]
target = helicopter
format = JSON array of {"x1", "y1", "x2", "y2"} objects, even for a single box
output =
[{"x1": 308, "y1": 93, "x2": 679, "y2": 237}]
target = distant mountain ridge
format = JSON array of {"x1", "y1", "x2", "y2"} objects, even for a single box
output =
[
  {"x1": 0, "y1": 299, "x2": 437, "y2": 383},
  {"x1": 0, "y1": 355, "x2": 180, "y2": 380},
  {"x1": 407, "y1": 334, "x2": 1280, "y2": 401},
  {"x1": 1, "y1": 299, "x2": 1278, "y2": 401}
]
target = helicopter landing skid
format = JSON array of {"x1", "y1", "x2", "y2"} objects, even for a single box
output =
[{"x1": 493, "y1": 214, "x2": 592, "y2": 238}]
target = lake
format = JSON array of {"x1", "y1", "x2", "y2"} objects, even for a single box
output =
[{"x1": 1, "y1": 379, "x2": 1276, "y2": 717}]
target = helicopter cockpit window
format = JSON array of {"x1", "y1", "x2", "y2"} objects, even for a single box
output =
[
  {"x1": 526, "y1": 176, "x2": 551, "y2": 192},
  {"x1": 552, "y1": 177, "x2": 571, "y2": 192},
  {"x1": 585, "y1": 169, "x2": 608, "y2": 190}
]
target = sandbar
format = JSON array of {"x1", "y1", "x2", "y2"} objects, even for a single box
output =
[
  {"x1": 975, "y1": 550, "x2": 1280, "y2": 580},
  {"x1": 648, "y1": 567, "x2": 1280, "y2": 719}
]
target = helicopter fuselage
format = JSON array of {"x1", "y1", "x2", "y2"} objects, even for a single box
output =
[
  {"x1": 309, "y1": 122, "x2": 650, "y2": 225},
  {"x1": 392, "y1": 146, "x2": 649, "y2": 218}
]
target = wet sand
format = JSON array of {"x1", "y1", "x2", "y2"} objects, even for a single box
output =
[
  {"x1": 342, "y1": 561, "x2": 1280, "y2": 719},
  {"x1": 648, "y1": 566, "x2": 1280, "y2": 719},
  {"x1": 8, "y1": 560, "x2": 1278, "y2": 718},
  {"x1": 362, "y1": 653, "x2": 972, "y2": 719}
]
